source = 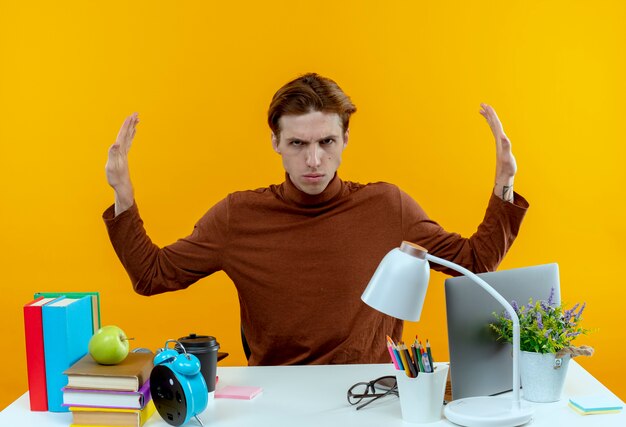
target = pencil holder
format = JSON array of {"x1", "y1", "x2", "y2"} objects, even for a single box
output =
[{"x1": 396, "y1": 364, "x2": 449, "y2": 423}]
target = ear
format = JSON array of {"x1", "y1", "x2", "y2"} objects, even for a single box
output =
[
  {"x1": 271, "y1": 132, "x2": 281, "y2": 154},
  {"x1": 343, "y1": 128, "x2": 350, "y2": 148}
]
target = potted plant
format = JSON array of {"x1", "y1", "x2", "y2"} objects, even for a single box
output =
[{"x1": 490, "y1": 287, "x2": 594, "y2": 402}]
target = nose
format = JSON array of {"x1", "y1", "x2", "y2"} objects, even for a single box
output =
[{"x1": 305, "y1": 143, "x2": 322, "y2": 168}]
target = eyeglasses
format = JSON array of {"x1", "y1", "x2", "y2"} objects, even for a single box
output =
[{"x1": 347, "y1": 375, "x2": 398, "y2": 410}]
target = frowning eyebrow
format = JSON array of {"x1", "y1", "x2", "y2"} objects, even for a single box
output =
[{"x1": 285, "y1": 135, "x2": 340, "y2": 143}]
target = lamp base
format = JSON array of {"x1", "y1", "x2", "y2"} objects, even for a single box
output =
[{"x1": 444, "y1": 396, "x2": 533, "y2": 427}]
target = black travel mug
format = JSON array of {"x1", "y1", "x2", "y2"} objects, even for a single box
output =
[{"x1": 176, "y1": 333, "x2": 220, "y2": 395}]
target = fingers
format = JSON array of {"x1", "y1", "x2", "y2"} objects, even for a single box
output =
[
  {"x1": 479, "y1": 103, "x2": 504, "y2": 136},
  {"x1": 127, "y1": 112, "x2": 139, "y2": 138},
  {"x1": 128, "y1": 113, "x2": 138, "y2": 144},
  {"x1": 479, "y1": 103, "x2": 488, "y2": 117},
  {"x1": 128, "y1": 112, "x2": 139, "y2": 148},
  {"x1": 116, "y1": 112, "x2": 139, "y2": 151},
  {"x1": 479, "y1": 103, "x2": 496, "y2": 122},
  {"x1": 118, "y1": 116, "x2": 130, "y2": 137}
]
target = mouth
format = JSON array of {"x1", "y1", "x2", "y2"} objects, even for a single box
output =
[{"x1": 302, "y1": 173, "x2": 325, "y2": 183}]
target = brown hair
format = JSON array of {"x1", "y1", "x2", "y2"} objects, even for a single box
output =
[{"x1": 268, "y1": 73, "x2": 357, "y2": 136}]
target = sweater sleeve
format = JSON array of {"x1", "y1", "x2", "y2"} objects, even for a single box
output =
[
  {"x1": 401, "y1": 191, "x2": 529, "y2": 275},
  {"x1": 102, "y1": 198, "x2": 229, "y2": 296}
]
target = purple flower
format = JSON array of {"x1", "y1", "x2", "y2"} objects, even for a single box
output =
[
  {"x1": 543, "y1": 329, "x2": 552, "y2": 338},
  {"x1": 511, "y1": 300, "x2": 519, "y2": 313},
  {"x1": 547, "y1": 287, "x2": 555, "y2": 305},
  {"x1": 536, "y1": 311, "x2": 543, "y2": 329},
  {"x1": 576, "y1": 302, "x2": 586, "y2": 318},
  {"x1": 564, "y1": 303, "x2": 580, "y2": 322}
]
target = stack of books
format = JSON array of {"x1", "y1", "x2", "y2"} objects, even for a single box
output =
[{"x1": 62, "y1": 352, "x2": 156, "y2": 427}]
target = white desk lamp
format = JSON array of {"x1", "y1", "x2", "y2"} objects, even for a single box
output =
[{"x1": 361, "y1": 241, "x2": 533, "y2": 427}]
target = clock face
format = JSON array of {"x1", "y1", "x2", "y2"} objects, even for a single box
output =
[{"x1": 151, "y1": 364, "x2": 188, "y2": 426}]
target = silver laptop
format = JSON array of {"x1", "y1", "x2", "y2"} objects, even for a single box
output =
[{"x1": 444, "y1": 263, "x2": 560, "y2": 400}]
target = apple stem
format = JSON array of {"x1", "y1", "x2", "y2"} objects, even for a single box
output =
[{"x1": 122, "y1": 337, "x2": 136, "y2": 341}]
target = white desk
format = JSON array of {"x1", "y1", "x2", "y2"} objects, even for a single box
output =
[{"x1": 1, "y1": 361, "x2": 624, "y2": 427}]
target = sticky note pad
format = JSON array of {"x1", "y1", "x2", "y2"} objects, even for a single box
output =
[
  {"x1": 569, "y1": 395, "x2": 624, "y2": 415},
  {"x1": 215, "y1": 385, "x2": 263, "y2": 400},
  {"x1": 568, "y1": 402, "x2": 621, "y2": 416}
]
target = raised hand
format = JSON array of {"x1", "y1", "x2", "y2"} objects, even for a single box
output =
[
  {"x1": 479, "y1": 104, "x2": 516, "y2": 202},
  {"x1": 106, "y1": 113, "x2": 139, "y2": 215}
]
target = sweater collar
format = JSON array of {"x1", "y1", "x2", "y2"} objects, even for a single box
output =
[{"x1": 281, "y1": 173, "x2": 344, "y2": 207}]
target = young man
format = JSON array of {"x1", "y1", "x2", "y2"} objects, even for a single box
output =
[{"x1": 104, "y1": 73, "x2": 528, "y2": 366}]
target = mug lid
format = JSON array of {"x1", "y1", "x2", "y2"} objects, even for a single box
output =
[{"x1": 177, "y1": 333, "x2": 219, "y2": 349}]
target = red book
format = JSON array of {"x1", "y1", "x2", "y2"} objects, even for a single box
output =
[{"x1": 23, "y1": 296, "x2": 58, "y2": 411}]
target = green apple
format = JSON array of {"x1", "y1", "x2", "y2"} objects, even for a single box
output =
[{"x1": 88, "y1": 325, "x2": 131, "y2": 365}]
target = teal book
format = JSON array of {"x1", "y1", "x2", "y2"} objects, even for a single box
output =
[
  {"x1": 35, "y1": 292, "x2": 101, "y2": 333},
  {"x1": 42, "y1": 296, "x2": 94, "y2": 412}
]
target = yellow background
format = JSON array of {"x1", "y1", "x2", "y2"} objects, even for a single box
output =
[{"x1": 1, "y1": 0, "x2": 625, "y2": 410}]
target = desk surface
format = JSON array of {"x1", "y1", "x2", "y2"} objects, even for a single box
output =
[{"x1": 1, "y1": 361, "x2": 624, "y2": 427}]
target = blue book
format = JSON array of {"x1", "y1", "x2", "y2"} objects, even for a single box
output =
[
  {"x1": 34, "y1": 292, "x2": 101, "y2": 333},
  {"x1": 42, "y1": 296, "x2": 93, "y2": 412}
]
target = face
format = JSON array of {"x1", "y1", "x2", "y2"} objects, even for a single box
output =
[{"x1": 272, "y1": 111, "x2": 349, "y2": 195}]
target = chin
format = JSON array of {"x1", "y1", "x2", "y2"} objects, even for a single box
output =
[
  {"x1": 299, "y1": 183, "x2": 326, "y2": 195},
  {"x1": 301, "y1": 187, "x2": 324, "y2": 195}
]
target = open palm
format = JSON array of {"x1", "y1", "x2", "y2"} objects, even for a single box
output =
[
  {"x1": 479, "y1": 103, "x2": 517, "y2": 180},
  {"x1": 106, "y1": 113, "x2": 138, "y2": 189}
]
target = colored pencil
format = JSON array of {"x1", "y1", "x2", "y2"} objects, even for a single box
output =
[
  {"x1": 397, "y1": 342, "x2": 413, "y2": 377},
  {"x1": 411, "y1": 344, "x2": 421, "y2": 373},
  {"x1": 390, "y1": 337, "x2": 403, "y2": 371},
  {"x1": 386, "y1": 341, "x2": 400, "y2": 370},
  {"x1": 400, "y1": 343, "x2": 417, "y2": 378},
  {"x1": 415, "y1": 343, "x2": 425, "y2": 372},
  {"x1": 420, "y1": 343, "x2": 432, "y2": 373},
  {"x1": 426, "y1": 339, "x2": 435, "y2": 366}
]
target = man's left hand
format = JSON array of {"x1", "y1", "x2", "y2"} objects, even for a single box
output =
[{"x1": 480, "y1": 103, "x2": 516, "y2": 202}]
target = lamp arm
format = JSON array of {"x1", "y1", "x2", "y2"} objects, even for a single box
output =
[{"x1": 425, "y1": 253, "x2": 522, "y2": 409}]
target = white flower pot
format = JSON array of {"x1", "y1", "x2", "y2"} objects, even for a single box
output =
[{"x1": 520, "y1": 350, "x2": 570, "y2": 402}]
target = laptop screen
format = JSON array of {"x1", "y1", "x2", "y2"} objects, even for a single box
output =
[{"x1": 444, "y1": 263, "x2": 560, "y2": 400}]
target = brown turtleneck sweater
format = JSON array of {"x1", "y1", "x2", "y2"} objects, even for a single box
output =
[{"x1": 103, "y1": 174, "x2": 528, "y2": 366}]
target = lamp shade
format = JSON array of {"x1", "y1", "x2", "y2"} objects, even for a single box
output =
[{"x1": 361, "y1": 243, "x2": 430, "y2": 321}]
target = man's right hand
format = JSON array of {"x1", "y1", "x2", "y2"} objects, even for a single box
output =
[{"x1": 106, "y1": 113, "x2": 139, "y2": 216}]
